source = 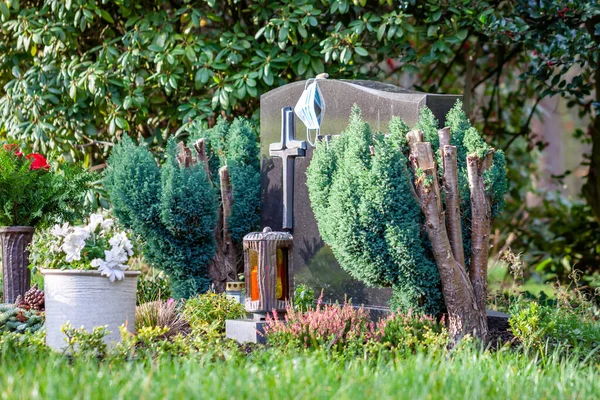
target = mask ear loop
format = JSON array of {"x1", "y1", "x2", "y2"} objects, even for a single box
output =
[{"x1": 304, "y1": 77, "x2": 321, "y2": 148}]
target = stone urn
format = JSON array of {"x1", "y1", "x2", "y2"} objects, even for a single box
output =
[
  {"x1": 0, "y1": 226, "x2": 34, "y2": 303},
  {"x1": 41, "y1": 269, "x2": 140, "y2": 350}
]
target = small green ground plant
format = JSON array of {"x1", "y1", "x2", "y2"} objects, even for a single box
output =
[{"x1": 182, "y1": 292, "x2": 246, "y2": 334}]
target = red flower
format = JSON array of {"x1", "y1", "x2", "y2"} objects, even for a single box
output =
[
  {"x1": 3, "y1": 144, "x2": 23, "y2": 157},
  {"x1": 26, "y1": 153, "x2": 50, "y2": 170},
  {"x1": 558, "y1": 7, "x2": 567, "y2": 18}
]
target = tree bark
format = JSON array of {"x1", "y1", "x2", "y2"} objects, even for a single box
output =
[
  {"x1": 409, "y1": 140, "x2": 488, "y2": 342},
  {"x1": 219, "y1": 166, "x2": 238, "y2": 281},
  {"x1": 466, "y1": 152, "x2": 493, "y2": 315},
  {"x1": 441, "y1": 145, "x2": 465, "y2": 268},
  {"x1": 194, "y1": 139, "x2": 213, "y2": 185}
]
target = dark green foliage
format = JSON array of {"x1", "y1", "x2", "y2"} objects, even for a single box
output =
[
  {"x1": 0, "y1": 304, "x2": 44, "y2": 334},
  {"x1": 187, "y1": 117, "x2": 260, "y2": 244},
  {"x1": 307, "y1": 102, "x2": 507, "y2": 313},
  {"x1": 0, "y1": 144, "x2": 93, "y2": 227},
  {"x1": 104, "y1": 136, "x2": 216, "y2": 299}
]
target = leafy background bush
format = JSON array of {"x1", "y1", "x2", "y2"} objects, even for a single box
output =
[{"x1": 1, "y1": 0, "x2": 599, "y2": 292}]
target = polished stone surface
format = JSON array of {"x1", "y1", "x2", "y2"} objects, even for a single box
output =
[{"x1": 260, "y1": 79, "x2": 461, "y2": 309}]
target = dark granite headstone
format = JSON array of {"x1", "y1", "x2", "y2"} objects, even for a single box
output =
[{"x1": 260, "y1": 80, "x2": 461, "y2": 311}]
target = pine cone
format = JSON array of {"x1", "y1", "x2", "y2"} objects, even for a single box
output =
[
  {"x1": 14, "y1": 295, "x2": 27, "y2": 309},
  {"x1": 24, "y1": 285, "x2": 45, "y2": 311}
]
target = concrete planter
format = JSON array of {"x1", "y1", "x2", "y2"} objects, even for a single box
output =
[
  {"x1": 0, "y1": 226, "x2": 34, "y2": 303},
  {"x1": 41, "y1": 269, "x2": 140, "y2": 350}
]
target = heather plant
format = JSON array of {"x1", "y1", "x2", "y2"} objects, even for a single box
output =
[{"x1": 263, "y1": 297, "x2": 374, "y2": 352}]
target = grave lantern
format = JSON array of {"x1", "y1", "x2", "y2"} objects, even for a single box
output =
[{"x1": 243, "y1": 227, "x2": 292, "y2": 318}]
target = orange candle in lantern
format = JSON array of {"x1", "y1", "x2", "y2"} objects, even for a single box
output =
[
  {"x1": 250, "y1": 265, "x2": 260, "y2": 301},
  {"x1": 276, "y1": 248, "x2": 287, "y2": 300}
]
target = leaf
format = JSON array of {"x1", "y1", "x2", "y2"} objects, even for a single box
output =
[
  {"x1": 278, "y1": 26, "x2": 288, "y2": 42},
  {"x1": 311, "y1": 58, "x2": 324, "y2": 74},
  {"x1": 456, "y1": 29, "x2": 468, "y2": 41},
  {"x1": 355, "y1": 47, "x2": 368, "y2": 57},
  {"x1": 98, "y1": 9, "x2": 114, "y2": 23},
  {"x1": 185, "y1": 46, "x2": 197, "y2": 62},
  {"x1": 0, "y1": 3, "x2": 9, "y2": 19},
  {"x1": 377, "y1": 24, "x2": 386, "y2": 41},
  {"x1": 298, "y1": 24, "x2": 307, "y2": 39},
  {"x1": 427, "y1": 25, "x2": 437, "y2": 37},
  {"x1": 432, "y1": 10, "x2": 442, "y2": 22}
]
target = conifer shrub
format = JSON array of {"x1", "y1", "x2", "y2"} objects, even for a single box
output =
[
  {"x1": 105, "y1": 117, "x2": 260, "y2": 298},
  {"x1": 186, "y1": 117, "x2": 260, "y2": 244},
  {"x1": 306, "y1": 101, "x2": 507, "y2": 315},
  {"x1": 104, "y1": 137, "x2": 216, "y2": 298}
]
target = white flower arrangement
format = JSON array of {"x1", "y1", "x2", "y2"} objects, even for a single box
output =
[{"x1": 30, "y1": 213, "x2": 135, "y2": 282}]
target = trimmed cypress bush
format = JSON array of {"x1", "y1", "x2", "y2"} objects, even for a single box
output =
[
  {"x1": 306, "y1": 102, "x2": 507, "y2": 315},
  {"x1": 105, "y1": 117, "x2": 260, "y2": 298},
  {"x1": 105, "y1": 137, "x2": 216, "y2": 298}
]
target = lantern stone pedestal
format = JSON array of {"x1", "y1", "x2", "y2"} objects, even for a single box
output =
[{"x1": 225, "y1": 319, "x2": 268, "y2": 344}]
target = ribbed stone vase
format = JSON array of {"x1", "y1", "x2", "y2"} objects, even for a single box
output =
[
  {"x1": 42, "y1": 269, "x2": 140, "y2": 350},
  {"x1": 0, "y1": 226, "x2": 34, "y2": 303}
]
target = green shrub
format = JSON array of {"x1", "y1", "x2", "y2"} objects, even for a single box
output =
[
  {"x1": 0, "y1": 330, "x2": 46, "y2": 356},
  {"x1": 509, "y1": 302, "x2": 547, "y2": 350},
  {"x1": 137, "y1": 268, "x2": 172, "y2": 305},
  {"x1": 306, "y1": 103, "x2": 507, "y2": 314},
  {"x1": 104, "y1": 137, "x2": 216, "y2": 298},
  {"x1": 374, "y1": 312, "x2": 449, "y2": 353},
  {"x1": 182, "y1": 293, "x2": 246, "y2": 333},
  {"x1": 186, "y1": 117, "x2": 261, "y2": 247},
  {"x1": 509, "y1": 299, "x2": 600, "y2": 360},
  {"x1": 0, "y1": 304, "x2": 44, "y2": 334},
  {"x1": 292, "y1": 284, "x2": 316, "y2": 313},
  {"x1": 105, "y1": 117, "x2": 259, "y2": 298},
  {"x1": 61, "y1": 323, "x2": 109, "y2": 358},
  {"x1": 0, "y1": 143, "x2": 93, "y2": 227}
]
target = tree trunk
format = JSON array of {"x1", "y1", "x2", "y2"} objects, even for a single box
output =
[
  {"x1": 466, "y1": 152, "x2": 493, "y2": 315},
  {"x1": 583, "y1": 49, "x2": 600, "y2": 220},
  {"x1": 409, "y1": 139, "x2": 487, "y2": 342},
  {"x1": 439, "y1": 140, "x2": 465, "y2": 269}
]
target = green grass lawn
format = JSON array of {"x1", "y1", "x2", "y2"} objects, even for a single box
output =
[{"x1": 1, "y1": 346, "x2": 599, "y2": 399}]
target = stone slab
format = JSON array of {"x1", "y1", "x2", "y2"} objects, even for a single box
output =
[
  {"x1": 260, "y1": 79, "x2": 461, "y2": 309},
  {"x1": 226, "y1": 319, "x2": 268, "y2": 344}
]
